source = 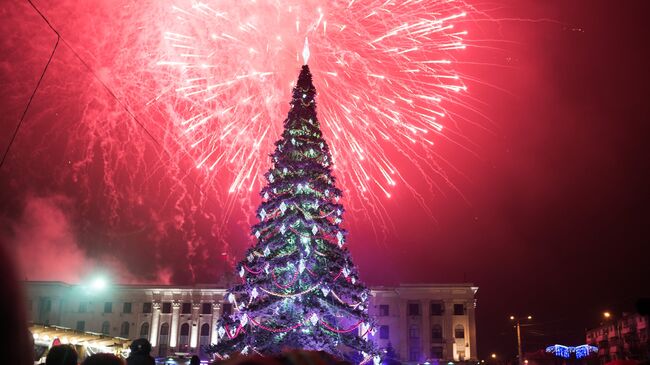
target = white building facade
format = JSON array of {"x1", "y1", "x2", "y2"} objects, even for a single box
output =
[{"x1": 24, "y1": 281, "x2": 478, "y2": 363}]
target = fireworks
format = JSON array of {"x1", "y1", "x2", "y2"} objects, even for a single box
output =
[
  {"x1": 156, "y1": 0, "x2": 470, "y2": 202},
  {"x1": 1, "y1": 0, "x2": 481, "y2": 281}
]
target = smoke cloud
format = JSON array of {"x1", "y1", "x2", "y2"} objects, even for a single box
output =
[{"x1": 3, "y1": 194, "x2": 166, "y2": 285}]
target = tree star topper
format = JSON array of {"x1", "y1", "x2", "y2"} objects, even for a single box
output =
[{"x1": 302, "y1": 37, "x2": 310, "y2": 65}]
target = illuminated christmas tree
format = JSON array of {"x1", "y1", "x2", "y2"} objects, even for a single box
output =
[{"x1": 208, "y1": 44, "x2": 380, "y2": 364}]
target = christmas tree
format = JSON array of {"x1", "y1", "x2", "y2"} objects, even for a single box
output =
[{"x1": 208, "y1": 47, "x2": 380, "y2": 364}]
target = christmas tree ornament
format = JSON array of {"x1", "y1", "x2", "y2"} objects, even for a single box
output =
[{"x1": 309, "y1": 313, "x2": 319, "y2": 326}]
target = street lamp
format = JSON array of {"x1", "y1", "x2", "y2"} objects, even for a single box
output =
[
  {"x1": 90, "y1": 277, "x2": 108, "y2": 291},
  {"x1": 510, "y1": 315, "x2": 533, "y2": 365},
  {"x1": 491, "y1": 354, "x2": 497, "y2": 359}
]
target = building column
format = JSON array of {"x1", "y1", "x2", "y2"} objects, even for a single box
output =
[
  {"x1": 443, "y1": 300, "x2": 453, "y2": 360},
  {"x1": 211, "y1": 303, "x2": 221, "y2": 345},
  {"x1": 150, "y1": 301, "x2": 161, "y2": 347},
  {"x1": 422, "y1": 299, "x2": 431, "y2": 360},
  {"x1": 468, "y1": 300, "x2": 477, "y2": 360},
  {"x1": 399, "y1": 299, "x2": 408, "y2": 361},
  {"x1": 190, "y1": 303, "x2": 201, "y2": 349},
  {"x1": 170, "y1": 301, "x2": 181, "y2": 347}
]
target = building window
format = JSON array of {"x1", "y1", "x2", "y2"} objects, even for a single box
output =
[
  {"x1": 431, "y1": 325, "x2": 443, "y2": 341},
  {"x1": 431, "y1": 347, "x2": 443, "y2": 359},
  {"x1": 409, "y1": 349, "x2": 419, "y2": 362},
  {"x1": 455, "y1": 324, "x2": 465, "y2": 339},
  {"x1": 179, "y1": 323, "x2": 190, "y2": 348},
  {"x1": 180, "y1": 323, "x2": 190, "y2": 336},
  {"x1": 40, "y1": 297, "x2": 52, "y2": 312},
  {"x1": 162, "y1": 302, "x2": 172, "y2": 314},
  {"x1": 380, "y1": 325, "x2": 390, "y2": 339},
  {"x1": 200, "y1": 323, "x2": 210, "y2": 336},
  {"x1": 101, "y1": 321, "x2": 110, "y2": 335},
  {"x1": 182, "y1": 302, "x2": 192, "y2": 314},
  {"x1": 159, "y1": 323, "x2": 169, "y2": 357},
  {"x1": 431, "y1": 302, "x2": 444, "y2": 315},
  {"x1": 123, "y1": 302, "x2": 132, "y2": 313},
  {"x1": 379, "y1": 304, "x2": 389, "y2": 316},
  {"x1": 453, "y1": 304, "x2": 465, "y2": 315},
  {"x1": 159, "y1": 323, "x2": 169, "y2": 344},
  {"x1": 408, "y1": 303, "x2": 420, "y2": 316},
  {"x1": 140, "y1": 322, "x2": 150, "y2": 338},
  {"x1": 409, "y1": 325, "x2": 420, "y2": 339},
  {"x1": 199, "y1": 323, "x2": 210, "y2": 347},
  {"x1": 120, "y1": 322, "x2": 130, "y2": 337},
  {"x1": 104, "y1": 302, "x2": 112, "y2": 313},
  {"x1": 202, "y1": 303, "x2": 212, "y2": 315},
  {"x1": 142, "y1": 302, "x2": 152, "y2": 313},
  {"x1": 222, "y1": 303, "x2": 232, "y2": 316},
  {"x1": 76, "y1": 321, "x2": 85, "y2": 332},
  {"x1": 79, "y1": 302, "x2": 87, "y2": 313}
]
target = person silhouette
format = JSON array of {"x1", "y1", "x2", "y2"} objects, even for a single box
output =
[{"x1": 126, "y1": 338, "x2": 155, "y2": 365}]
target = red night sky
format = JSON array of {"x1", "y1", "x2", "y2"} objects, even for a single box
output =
[{"x1": 1, "y1": 0, "x2": 648, "y2": 359}]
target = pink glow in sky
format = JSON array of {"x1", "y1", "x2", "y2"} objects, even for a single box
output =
[{"x1": 2, "y1": 0, "x2": 649, "y2": 358}]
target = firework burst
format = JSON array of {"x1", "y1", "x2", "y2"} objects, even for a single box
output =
[{"x1": 156, "y1": 0, "x2": 470, "y2": 206}]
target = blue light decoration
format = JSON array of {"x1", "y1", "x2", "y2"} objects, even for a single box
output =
[
  {"x1": 545, "y1": 344, "x2": 598, "y2": 359},
  {"x1": 546, "y1": 345, "x2": 571, "y2": 359},
  {"x1": 574, "y1": 345, "x2": 598, "y2": 359}
]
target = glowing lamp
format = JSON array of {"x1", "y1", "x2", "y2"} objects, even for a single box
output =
[{"x1": 90, "y1": 277, "x2": 107, "y2": 291}]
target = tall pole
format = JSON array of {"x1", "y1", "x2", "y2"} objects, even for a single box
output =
[
  {"x1": 510, "y1": 315, "x2": 532, "y2": 365},
  {"x1": 516, "y1": 320, "x2": 523, "y2": 365}
]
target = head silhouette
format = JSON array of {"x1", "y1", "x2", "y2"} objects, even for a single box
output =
[
  {"x1": 82, "y1": 353, "x2": 124, "y2": 365},
  {"x1": 46, "y1": 345, "x2": 78, "y2": 365}
]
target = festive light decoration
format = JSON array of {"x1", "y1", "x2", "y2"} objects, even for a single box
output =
[
  {"x1": 574, "y1": 345, "x2": 598, "y2": 359},
  {"x1": 546, "y1": 345, "x2": 571, "y2": 359},
  {"x1": 545, "y1": 344, "x2": 598, "y2": 359},
  {"x1": 208, "y1": 60, "x2": 379, "y2": 362}
]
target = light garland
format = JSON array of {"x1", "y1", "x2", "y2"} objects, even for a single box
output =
[
  {"x1": 224, "y1": 323, "x2": 245, "y2": 339},
  {"x1": 259, "y1": 283, "x2": 320, "y2": 298},
  {"x1": 244, "y1": 264, "x2": 264, "y2": 275},
  {"x1": 319, "y1": 319, "x2": 364, "y2": 333},
  {"x1": 250, "y1": 317, "x2": 303, "y2": 333},
  {"x1": 331, "y1": 290, "x2": 363, "y2": 308},
  {"x1": 271, "y1": 268, "x2": 299, "y2": 289}
]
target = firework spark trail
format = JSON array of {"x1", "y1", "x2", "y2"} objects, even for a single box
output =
[
  {"x1": 3, "y1": 0, "x2": 482, "y2": 282},
  {"x1": 151, "y1": 0, "x2": 475, "y2": 231}
]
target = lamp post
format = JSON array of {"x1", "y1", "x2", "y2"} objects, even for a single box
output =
[{"x1": 510, "y1": 315, "x2": 533, "y2": 365}]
